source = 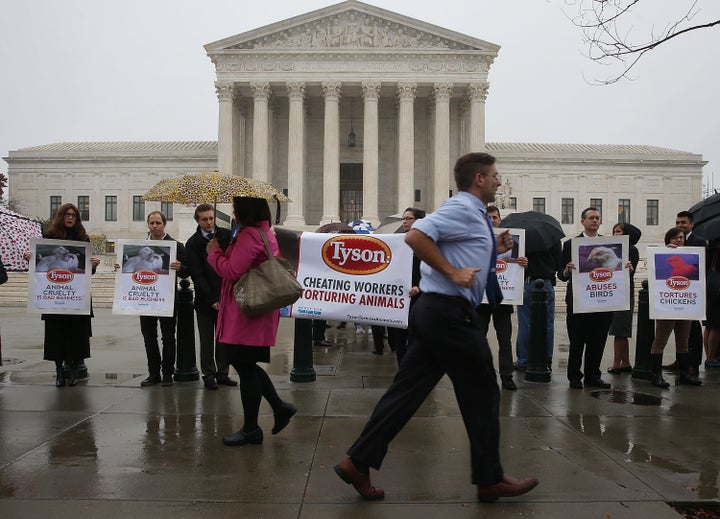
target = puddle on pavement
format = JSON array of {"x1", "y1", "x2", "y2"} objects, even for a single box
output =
[{"x1": 590, "y1": 389, "x2": 663, "y2": 406}]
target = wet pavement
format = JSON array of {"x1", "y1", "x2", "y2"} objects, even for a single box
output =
[{"x1": 1, "y1": 306, "x2": 718, "y2": 518}]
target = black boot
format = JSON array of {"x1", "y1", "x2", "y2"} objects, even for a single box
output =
[
  {"x1": 677, "y1": 352, "x2": 702, "y2": 386},
  {"x1": 650, "y1": 354, "x2": 669, "y2": 389},
  {"x1": 55, "y1": 362, "x2": 65, "y2": 387},
  {"x1": 67, "y1": 360, "x2": 78, "y2": 386}
]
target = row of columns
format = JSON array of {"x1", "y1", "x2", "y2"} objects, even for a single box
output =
[{"x1": 216, "y1": 80, "x2": 489, "y2": 227}]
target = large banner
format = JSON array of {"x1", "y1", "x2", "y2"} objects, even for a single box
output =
[
  {"x1": 647, "y1": 246, "x2": 706, "y2": 320},
  {"x1": 288, "y1": 233, "x2": 413, "y2": 328},
  {"x1": 112, "y1": 240, "x2": 177, "y2": 316},
  {"x1": 27, "y1": 238, "x2": 92, "y2": 315},
  {"x1": 484, "y1": 228, "x2": 525, "y2": 306},
  {"x1": 571, "y1": 235, "x2": 630, "y2": 313}
]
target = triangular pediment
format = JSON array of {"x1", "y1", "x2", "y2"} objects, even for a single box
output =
[{"x1": 205, "y1": 1, "x2": 499, "y2": 53}]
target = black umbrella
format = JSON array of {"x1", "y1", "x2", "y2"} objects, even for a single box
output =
[
  {"x1": 693, "y1": 218, "x2": 720, "y2": 242},
  {"x1": 316, "y1": 222, "x2": 355, "y2": 233},
  {"x1": 500, "y1": 211, "x2": 565, "y2": 253},
  {"x1": 620, "y1": 222, "x2": 642, "y2": 246},
  {"x1": 689, "y1": 191, "x2": 720, "y2": 226}
]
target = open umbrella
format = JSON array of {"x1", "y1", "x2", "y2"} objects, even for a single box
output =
[
  {"x1": 688, "y1": 191, "x2": 720, "y2": 226},
  {"x1": 142, "y1": 172, "x2": 289, "y2": 204},
  {"x1": 693, "y1": 218, "x2": 720, "y2": 242},
  {"x1": 620, "y1": 222, "x2": 642, "y2": 246},
  {"x1": 350, "y1": 219, "x2": 376, "y2": 234},
  {"x1": 499, "y1": 211, "x2": 565, "y2": 253},
  {"x1": 374, "y1": 214, "x2": 403, "y2": 234},
  {"x1": 316, "y1": 222, "x2": 355, "y2": 233},
  {"x1": 0, "y1": 206, "x2": 42, "y2": 271}
]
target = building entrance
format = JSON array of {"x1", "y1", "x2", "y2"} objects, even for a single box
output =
[{"x1": 340, "y1": 163, "x2": 363, "y2": 223}]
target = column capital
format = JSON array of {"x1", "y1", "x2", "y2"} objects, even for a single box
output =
[
  {"x1": 286, "y1": 82, "x2": 306, "y2": 101},
  {"x1": 250, "y1": 82, "x2": 272, "y2": 100},
  {"x1": 432, "y1": 82, "x2": 453, "y2": 103},
  {"x1": 467, "y1": 82, "x2": 489, "y2": 102},
  {"x1": 322, "y1": 81, "x2": 342, "y2": 101},
  {"x1": 361, "y1": 81, "x2": 381, "y2": 101},
  {"x1": 215, "y1": 81, "x2": 234, "y2": 102},
  {"x1": 396, "y1": 82, "x2": 417, "y2": 101}
]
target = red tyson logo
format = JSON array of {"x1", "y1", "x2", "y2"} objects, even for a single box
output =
[
  {"x1": 132, "y1": 270, "x2": 159, "y2": 285},
  {"x1": 495, "y1": 259, "x2": 507, "y2": 273},
  {"x1": 46, "y1": 270, "x2": 74, "y2": 284},
  {"x1": 666, "y1": 276, "x2": 690, "y2": 290},
  {"x1": 589, "y1": 268, "x2": 613, "y2": 282},
  {"x1": 322, "y1": 235, "x2": 392, "y2": 275}
]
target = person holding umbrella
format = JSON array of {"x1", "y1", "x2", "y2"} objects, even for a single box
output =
[{"x1": 206, "y1": 196, "x2": 296, "y2": 446}]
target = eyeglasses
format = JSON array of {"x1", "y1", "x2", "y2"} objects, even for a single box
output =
[
  {"x1": 401, "y1": 217, "x2": 415, "y2": 221},
  {"x1": 63, "y1": 212, "x2": 77, "y2": 218}
]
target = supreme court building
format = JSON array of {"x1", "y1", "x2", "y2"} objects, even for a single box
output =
[{"x1": 4, "y1": 1, "x2": 705, "y2": 246}]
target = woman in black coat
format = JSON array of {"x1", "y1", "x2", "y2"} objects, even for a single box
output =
[{"x1": 25, "y1": 203, "x2": 99, "y2": 386}]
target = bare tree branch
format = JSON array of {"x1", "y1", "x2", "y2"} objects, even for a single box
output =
[{"x1": 565, "y1": 0, "x2": 720, "y2": 84}]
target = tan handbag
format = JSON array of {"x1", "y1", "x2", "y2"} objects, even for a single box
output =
[{"x1": 233, "y1": 228, "x2": 302, "y2": 316}]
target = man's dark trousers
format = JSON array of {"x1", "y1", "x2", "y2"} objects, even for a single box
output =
[
  {"x1": 140, "y1": 315, "x2": 177, "y2": 377},
  {"x1": 566, "y1": 311, "x2": 613, "y2": 382},
  {"x1": 347, "y1": 293, "x2": 503, "y2": 486}
]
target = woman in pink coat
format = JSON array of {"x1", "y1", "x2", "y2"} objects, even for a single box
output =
[{"x1": 206, "y1": 196, "x2": 296, "y2": 446}]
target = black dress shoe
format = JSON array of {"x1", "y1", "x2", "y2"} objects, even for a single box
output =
[
  {"x1": 513, "y1": 362, "x2": 527, "y2": 372},
  {"x1": 222, "y1": 427, "x2": 263, "y2": 446},
  {"x1": 477, "y1": 474, "x2": 539, "y2": 502},
  {"x1": 372, "y1": 350, "x2": 384, "y2": 355},
  {"x1": 314, "y1": 339, "x2": 333, "y2": 347},
  {"x1": 203, "y1": 375, "x2": 219, "y2": 390},
  {"x1": 140, "y1": 374, "x2": 161, "y2": 387},
  {"x1": 216, "y1": 376, "x2": 237, "y2": 387},
  {"x1": 500, "y1": 375, "x2": 517, "y2": 391},
  {"x1": 161, "y1": 374, "x2": 174, "y2": 387},
  {"x1": 272, "y1": 402, "x2": 297, "y2": 435},
  {"x1": 569, "y1": 379, "x2": 584, "y2": 389},
  {"x1": 585, "y1": 378, "x2": 611, "y2": 389}
]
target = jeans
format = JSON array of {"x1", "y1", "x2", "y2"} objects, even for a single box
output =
[{"x1": 515, "y1": 279, "x2": 555, "y2": 367}]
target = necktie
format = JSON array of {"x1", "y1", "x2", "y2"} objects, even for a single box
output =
[
  {"x1": 206, "y1": 232, "x2": 214, "y2": 241},
  {"x1": 484, "y1": 213, "x2": 504, "y2": 308}
]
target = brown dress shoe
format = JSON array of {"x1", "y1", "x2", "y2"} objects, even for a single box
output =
[
  {"x1": 477, "y1": 474, "x2": 539, "y2": 502},
  {"x1": 334, "y1": 458, "x2": 384, "y2": 500}
]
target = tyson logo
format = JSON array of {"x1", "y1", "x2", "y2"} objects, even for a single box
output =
[
  {"x1": 666, "y1": 276, "x2": 690, "y2": 290},
  {"x1": 589, "y1": 268, "x2": 613, "y2": 282},
  {"x1": 495, "y1": 259, "x2": 507, "y2": 273},
  {"x1": 46, "y1": 270, "x2": 74, "y2": 284},
  {"x1": 322, "y1": 236, "x2": 392, "y2": 275},
  {"x1": 132, "y1": 270, "x2": 159, "y2": 285}
]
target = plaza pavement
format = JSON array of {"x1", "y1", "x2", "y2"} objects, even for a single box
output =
[{"x1": 1, "y1": 305, "x2": 718, "y2": 518}]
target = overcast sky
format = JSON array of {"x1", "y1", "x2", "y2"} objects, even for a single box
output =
[{"x1": 2, "y1": 0, "x2": 718, "y2": 194}]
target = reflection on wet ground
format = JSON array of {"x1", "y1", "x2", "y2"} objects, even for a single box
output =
[{"x1": 2, "y1": 308, "x2": 720, "y2": 516}]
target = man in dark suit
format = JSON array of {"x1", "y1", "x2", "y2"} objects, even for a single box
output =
[
  {"x1": 185, "y1": 204, "x2": 236, "y2": 390},
  {"x1": 668, "y1": 211, "x2": 707, "y2": 374},
  {"x1": 557, "y1": 206, "x2": 613, "y2": 390}
]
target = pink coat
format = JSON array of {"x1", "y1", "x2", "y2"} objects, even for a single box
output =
[{"x1": 206, "y1": 222, "x2": 280, "y2": 347}]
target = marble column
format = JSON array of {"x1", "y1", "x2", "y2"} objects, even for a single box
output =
[
  {"x1": 467, "y1": 83, "x2": 489, "y2": 152},
  {"x1": 232, "y1": 94, "x2": 247, "y2": 178},
  {"x1": 432, "y1": 82, "x2": 453, "y2": 210},
  {"x1": 284, "y1": 82, "x2": 306, "y2": 227},
  {"x1": 216, "y1": 81, "x2": 234, "y2": 176},
  {"x1": 397, "y1": 82, "x2": 416, "y2": 212},
  {"x1": 320, "y1": 82, "x2": 341, "y2": 224},
  {"x1": 361, "y1": 81, "x2": 380, "y2": 226},
  {"x1": 250, "y1": 82, "x2": 271, "y2": 182}
]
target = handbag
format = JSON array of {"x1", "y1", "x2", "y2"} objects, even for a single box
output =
[{"x1": 233, "y1": 228, "x2": 302, "y2": 316}]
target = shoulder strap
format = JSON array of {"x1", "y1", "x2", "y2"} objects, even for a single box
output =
[{"x1": 253, "y1": 227, "x2": 273, "y2": 258}]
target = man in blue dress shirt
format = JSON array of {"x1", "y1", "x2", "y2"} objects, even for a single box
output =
[{"x1": 334, "y1": 152, "x2": 539, "y2": 502}]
